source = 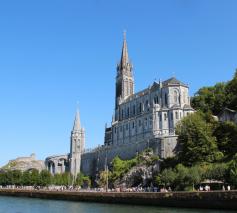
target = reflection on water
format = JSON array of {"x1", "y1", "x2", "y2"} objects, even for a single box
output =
[{"x1": 0, "y1": 196, "x2": 234, "y2": 213}]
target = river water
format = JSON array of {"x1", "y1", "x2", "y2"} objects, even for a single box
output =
[{"x1": 0, "y1": 196, "x2": 234, "y2": 213}]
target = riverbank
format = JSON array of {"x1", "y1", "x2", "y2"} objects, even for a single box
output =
[{"x1": 0, "y1": 189, "x2": 237, "y2": 210}]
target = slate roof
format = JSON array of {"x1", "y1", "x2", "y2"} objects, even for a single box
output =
[{"x1": 162, "y1": 77, "x2": 187, "y2": 87}]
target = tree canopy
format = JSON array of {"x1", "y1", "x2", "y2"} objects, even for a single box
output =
[
  {"x1": 191, "y1": 70, "x2": 237, "y2": 114},
  {"x1": 176, "y1": 112, "x2": 222, "y2": 166}
]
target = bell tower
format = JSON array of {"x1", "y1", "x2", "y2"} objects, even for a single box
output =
[
  {"x1": 69, "y1": 108, "x2": 85, "y2": 178},
  {"x1": 115, "y1": 32, "x2": 134, "y2": 108}
]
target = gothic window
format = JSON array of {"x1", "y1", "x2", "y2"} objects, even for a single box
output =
[
  {"x1": 133, "y1": 105, "x2": 136, "y2": 115},
  {"x1": 174, "y1": 90, "x2": 179, "y2": 104},
  {"x1": 139, "y1": 103, "x2": 142, "y2": 113},
  {"x1": 127, "y1": 81, "x2": 129, "y2": 96},
  {"x1": 164, "y1": 113, "x2": 167, "y2": 121},
  {"x1": 165, "y1": 93, "x2": 168, "y2": 106},
  {"x1": 159, "y1": 114, "x2": 162, "y2": 122},
  {"x1": 132, "y1": 122, "x2": 135, "y2": 128},
  {"x1": 114, "y1": 127, "x2": 117, "y2": 134},
  {"x1": 127, "y1": 107, "x2": 130, "y2": 117},
  {"x1": 146, "y1": 100, "x2": 149, "y2": 107},
  {"x1": 139, "y1": 120, "x2": 141, "y2": 127},
  {"x1": 122, "y1": 109, "x2": 124, "y2": 119},
  {"x1": 183, "y1": 92, "x2": 186, "y2": 103},
  {"x1": 149, "y1": 117, "x2": 152, "y2": 126},
  {"x1": 154, "y1": 96, "x2": 159, "y2": 104},
  {"x1": 171, "y1": 112, "x2": 173, "y2": 120},
  {"x1": 175, "y1": 111, "x2": 179, "y2": 119}
]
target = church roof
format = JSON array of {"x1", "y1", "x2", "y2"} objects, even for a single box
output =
[{"x1": 162, "y1": 77, "x2": 187, "y2": 87}]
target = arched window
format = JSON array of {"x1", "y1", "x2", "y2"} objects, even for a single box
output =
[
  {"x1": 174, "y1": 90, "x2": 179, "y2": 104},
  {"x1": 133, "y1": 105, "x2": 136, "y2": 115},
  {"x1": 170, "y1": 112, "x2": 173, "y2": 120},
  {"x1": 175, "y1": 111, "x2": 179, "y2": 119},
  {"x1": 154, "y1": 96, "x2": 159, "y2": 104},
  {"x1": 183, "y1": 92, "x2": 186, "y2": 103},
  {"x1": 139, "y1": 103, "x2": 142, "y2": 113},
  {"x1": 164, "y1": 113, "x2": 167, "y2": 121},
  {"x1": 165, "y1": 94, "x2": 168, "y2": 106}
]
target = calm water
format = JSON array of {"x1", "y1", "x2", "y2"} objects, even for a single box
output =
[{"x1": 0, "y1": 196, "x2": 234, "y2": 213}]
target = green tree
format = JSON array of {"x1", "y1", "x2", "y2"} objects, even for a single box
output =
[
  {"x1": 191, "y1": 83, "x2": 227, "y2": 115},
  {"x1": 98, "y1": 170, "x2": 110, "y2": 188},
  {"x1": 213, "y1": 122, "x2": 237, "y2": 159},
  {"x1": 228, "y1": 154, "x2": 237, "y2": 187},
  {"x1": 0, "y1": 172, "x2": 7, "y2": 186},
  {"x1": 226, "y1": 70, "x2": 237, "y2": 110},
  {"x1": 11, "y1": 170, "x2": 22, "y2": 186},
  {"x1": 110, "y1": 156, "x2": 137, "y2": 182},
  {"x1": 30, "y1": 169, "x2": 40, "y2": 186},
  {"x1": 75, "y1": 173, "x2": 91, "y2": 188},
  {"x1": 156, "y1": 168, "x2": 176, "y2": 187},
  {"x1": 204, "y1": 163, "x2": 227, "y2": 181},
  {"x1": 21, "y1": 170, "x2": 31, "y2": 185},
  {"x1": 176, "y1": 112, "x2": 222, "y2": 165},
  {"x1": 186, "y1": 166, "x2": 202, "y2": 190},
  {"x1": 39, "y1": 170, "x2": 51, "y2": 186}
]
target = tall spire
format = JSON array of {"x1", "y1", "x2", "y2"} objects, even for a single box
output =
[
  {"x1": 115, "y1": 31, "x2": 134, "y2": 109},
  {"x1": 120, "y1": 30, "x2": 129, "y2": 67},
  {"x1": 73, "y1": 109, "x2": 81, "y2": 131}
]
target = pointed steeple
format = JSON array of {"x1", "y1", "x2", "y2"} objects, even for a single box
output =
[
  {"x1": 73, "y1": 109, "x2": 81, "y2": 131},
  {"x1": 120, "y1": 30, "x2": 129, "y2": 68},
  {"x1": 115, "y1": 31, "x2": 134, "y2": 108}
]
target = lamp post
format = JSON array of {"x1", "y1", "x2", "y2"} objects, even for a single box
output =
[{"x1": 105, "y1": 144, "x2": 109, "y2": 192}]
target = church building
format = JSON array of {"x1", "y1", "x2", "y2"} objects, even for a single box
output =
[{"x1": 45, "y1": 33, "x2": 194, "y2": 178}]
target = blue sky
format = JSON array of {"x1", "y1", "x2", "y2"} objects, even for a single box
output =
[{"x1": 0, "y1": 0, "x2": 237, "y2": 166}]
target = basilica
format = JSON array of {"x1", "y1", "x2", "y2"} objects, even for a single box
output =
[{"x1": 45, "y1": 34, "x2": 194, "y2": 178}]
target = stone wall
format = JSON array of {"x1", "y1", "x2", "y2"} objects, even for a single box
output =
[
  {"x1": 81, "y1": 136, "x2": 178, "y2": 177},
  {"x1": 1, "y1": 189, "x2": 237, "y2": 210}
]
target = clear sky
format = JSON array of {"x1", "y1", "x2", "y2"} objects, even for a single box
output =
[{"x1": 0, "y1": 0, "x2": 237, "y2": 166}]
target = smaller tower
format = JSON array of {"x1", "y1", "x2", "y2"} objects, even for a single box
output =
[{"x1": 69, "y1": 108, "x2": 85, "y2": 179}]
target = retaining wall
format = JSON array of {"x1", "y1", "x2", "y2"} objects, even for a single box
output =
[{"x1": 0, "y1": 189, "x2": 237, "y2": 210}]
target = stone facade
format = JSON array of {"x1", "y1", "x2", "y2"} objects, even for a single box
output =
[
  {"x1": 45, "y1": 33, "x2": 194, "y2": 178},
  {"x1": 45, "y1": 110, "x2": 85, "y2": 178},
  {"x1": 69, "y1": 110, "x2": 85, "y2": 178}
]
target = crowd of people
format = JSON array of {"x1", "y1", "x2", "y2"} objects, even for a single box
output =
[{"x1": 0, "y1": 184, "x2": 233, "y2": 192}]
